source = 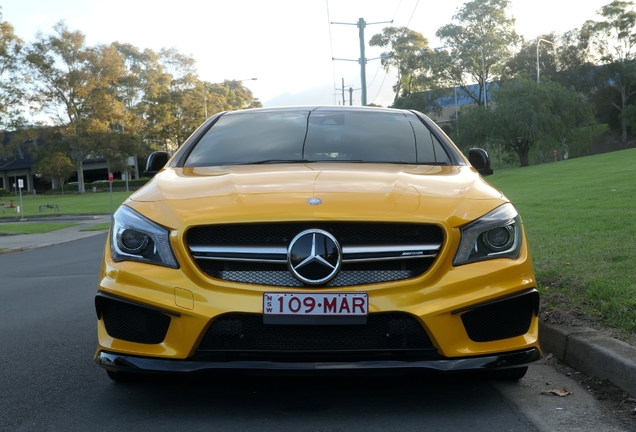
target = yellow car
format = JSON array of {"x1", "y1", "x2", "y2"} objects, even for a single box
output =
[{"x1": 94, "y1": 106, "x2": 540, "y2": 381}]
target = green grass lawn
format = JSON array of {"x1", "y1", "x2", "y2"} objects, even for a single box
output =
[
  {"x1": 487, "y1": 148, "x2": 636, "y2": 338},
  {"x1": 0, "y1": 222, "x2": 78, "y2": 234},
  {"x1": 0, "y1": 191, "x2": 132, "y2": 218}
]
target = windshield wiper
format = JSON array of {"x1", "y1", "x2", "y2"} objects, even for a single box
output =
[
  {"x1": 228, "y1": 159, "x2": 311, "y2": 165},
  {"x1": 309, "y1": 159, "x2": 365, "y2": 163}
]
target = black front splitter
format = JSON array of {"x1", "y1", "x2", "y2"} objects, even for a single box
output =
[{"x1": 95, "y1": 348, "x2": 541, "y2": 374}]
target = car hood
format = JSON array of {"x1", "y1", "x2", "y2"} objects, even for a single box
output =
[{"x1": 127, "y1": 164, "x2": 506, "y2": 229}]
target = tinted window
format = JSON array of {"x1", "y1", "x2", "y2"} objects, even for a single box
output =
[
  {"x1": 411, "y1": 119, "x2": 451, "y2": 165},
  {"x1": 304, "y1": 111, "x2": 417, "y2": 163},
  {"x1": 185, "y1": 111, "x2": 309, "y2": 166}
]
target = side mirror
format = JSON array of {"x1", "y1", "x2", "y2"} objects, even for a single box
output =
[
  {"x1": 143, "y1": 151, "x2": 169, "y2": 178},
  {"x1": 468, "y1": 148, "x2": 493, "y2": 177}
]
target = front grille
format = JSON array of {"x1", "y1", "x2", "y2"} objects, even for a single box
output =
[
  {"x1": 101, "y1": 298, "x2": 171, "y2": 344},
  {"x1": 187, "y1": 222, "x2": 443, "y2": 287},
  {"x1": 197, "y1": 312, "x2": 436, "y2": 355},
  {"x1": 461, "y1": 291, "x2": 539, "y2": 342}
]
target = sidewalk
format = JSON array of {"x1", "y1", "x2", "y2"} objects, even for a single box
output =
[
  {"x1": 1, "y1": 216, "x2": 635, "y2": 397},
  {"x1": 0, "y1": 214, "x2": 110, "y2": 255}
]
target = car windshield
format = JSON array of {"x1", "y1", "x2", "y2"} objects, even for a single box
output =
[{"x1": 183, "y1": 109, "x2": 451, "y2": 167}]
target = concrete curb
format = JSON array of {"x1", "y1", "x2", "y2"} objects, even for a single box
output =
[{"x1": 540, "y1": 321, "x2": 636, "y2": 397}]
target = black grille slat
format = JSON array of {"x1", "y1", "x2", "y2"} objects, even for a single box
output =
[
  {"x1": 187, "y1": 222, "x2": 443, "y2": 286},
  {"x1": 101, "y1": 299, "x2": 171, "y2": 344},
  {"x1": 198, "y1": 313, "x2": 434, "y2": 352}
]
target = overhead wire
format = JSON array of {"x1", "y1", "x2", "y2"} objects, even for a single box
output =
[
  {"x1": 367, "y1": 1, "x2": 402, "y2": 90},
  {"x1": 370, "y1": 0, "x2": 421, "y2": 106}
]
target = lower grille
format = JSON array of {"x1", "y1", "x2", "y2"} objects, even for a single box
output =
[
  {"x1": 461, "y1": 291, "x2": 539, "y2": 342},
  {"x1": 197, "y1": 312, "x2": 436, "y2": 360},
  {"x1": 101, "y1": 298, "x2": 171, "y2": 344},
  {"x1": 196, "y1": 259, "x2": 434, "y2": 287}
]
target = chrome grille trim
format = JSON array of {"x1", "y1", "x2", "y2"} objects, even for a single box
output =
[{"x1": 189, "y1": 243, "x2": 441, "y2": 263}]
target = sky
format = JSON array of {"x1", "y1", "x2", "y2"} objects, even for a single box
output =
[{"x1": 2, "y1": 0, "x2": 612, "y2": 108}]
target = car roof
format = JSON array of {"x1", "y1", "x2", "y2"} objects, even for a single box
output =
[{"x1": 221, "y1": 106, "x2": 413, "y2": 116}]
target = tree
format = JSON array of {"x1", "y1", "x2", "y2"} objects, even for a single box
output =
[
  {"x1": 33, "y1": 151, "x2": 75, "y2": 192},
  {"x1": 583, "y1": 0, "x2": 636, "y2": 142},
  {"x1": 436, "y1": 0, "x2": 520, "y2": 105},
  {"x1": 456, "y1": 78, "x2": 596, "y2": 166},
  {"x1": 369, "y1": 27, "x2": 431, "y2": 106},
  {"x1": 0, "y1": 8, "x2": 31, "y2": 168},
  {"x1": 0, "y1": 8, "x2": 25, "y2": 133},
  {"x1": 25, "y1": 22, "x2": 126, "y2": 193}
]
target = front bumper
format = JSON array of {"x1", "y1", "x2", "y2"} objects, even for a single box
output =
[{"x1": 95, "y1": 347, "x2": 541, "y2": 374}]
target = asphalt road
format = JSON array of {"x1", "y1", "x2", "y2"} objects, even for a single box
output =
[{"x1": 0, "y1": 235, "x2": 631, "y2": 431}]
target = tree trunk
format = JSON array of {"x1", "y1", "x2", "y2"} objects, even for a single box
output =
[
  {"x1": 621, "y1": 85, "x2": 628, "y2": 143},
  {"x1": 514, "y1": 140, "x2": 531, "y2": 167},
  {"x1": 76, "y1": 161, "x2": 85, "y2": 194}
]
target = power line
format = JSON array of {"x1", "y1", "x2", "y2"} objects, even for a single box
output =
[{"x1": 406, "y1": 0, "x2": 420, "y2": 28}]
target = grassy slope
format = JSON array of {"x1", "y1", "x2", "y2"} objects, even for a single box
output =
[{"x1": 487, "y1": 148, "x2": 636, "y2": 338}]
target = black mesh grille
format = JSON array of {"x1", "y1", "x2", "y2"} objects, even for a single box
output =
[
  {"x1": 197, "y1": 312, "x2": 434, "y2": 352},
  {"x1": 461, "y1": 292, "x2": 538, "y2": 342},
  {"x1": 187, "y1": 222, "x2": 443, "y2": 287},
  {"x1": 188, "y1": 222, "x2": 443, "y2": 246},
  {"x1": 101, "y1": 298, "x2": 171, "y2": 344},
  {"x1": 196, "y1": 259, "x2": 435, "y2": 287}
]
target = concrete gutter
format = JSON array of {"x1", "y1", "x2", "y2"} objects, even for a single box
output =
[{"x1": 540, "y1": 322, "x2": 636, "y2": 397}]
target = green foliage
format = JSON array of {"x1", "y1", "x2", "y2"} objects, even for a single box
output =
[
  {"x1": 456, "y1": 78, "x2": 596, "y2": 166},
  {"x1": 583, "y1": 1, "x2": 636, "y2": 142},
  {"x1": 0, "y1": 188, "x2": 10, "y2": 197},
  {"x1": 0, "y1": 8, "x2": 27, "y2": 132},
  {"x1": 620, "y1": 102, "x2": 636, "y2": 130},
  {"x1": 33, "y1": 151, "x2": 75, "y2": 185}
]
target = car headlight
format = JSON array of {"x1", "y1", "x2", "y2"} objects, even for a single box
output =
[
  {"x1": 110, "y1": 206, "x2": 179, "y2": 268},
  {"x1": 453, "y1": 203, "x2": 522, "y2": 266}
]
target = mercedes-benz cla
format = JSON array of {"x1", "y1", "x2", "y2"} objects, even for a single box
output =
[{"x1": 95, "y1": 106, "x2": 540, "y2": 381}]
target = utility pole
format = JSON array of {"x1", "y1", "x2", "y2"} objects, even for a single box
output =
[
  {"x1": 358, "y1": 18, "x2": 367, "y2": 106},
  {"x1": 342, "y1": 78, "x2": 345, "y2": 105},
  {"x1": 332, "y1": 17, "x2": 392, "y2": 106}
]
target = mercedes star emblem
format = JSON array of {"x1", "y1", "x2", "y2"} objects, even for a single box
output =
[{"x1": 288, "y1": 229, "x2": 342, "y2": 285}]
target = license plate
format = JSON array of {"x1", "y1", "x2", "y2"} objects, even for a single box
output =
[{"x1": 263, "y1": 292, "x2": 368, "y2": 325}]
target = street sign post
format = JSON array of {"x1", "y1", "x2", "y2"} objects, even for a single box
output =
[
  {"x1": 109, "y1": 173, "x2": 114, "y2": 223},
  {"x1": 18, "y1": 179, "x2": 24, "y2": 220}
]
